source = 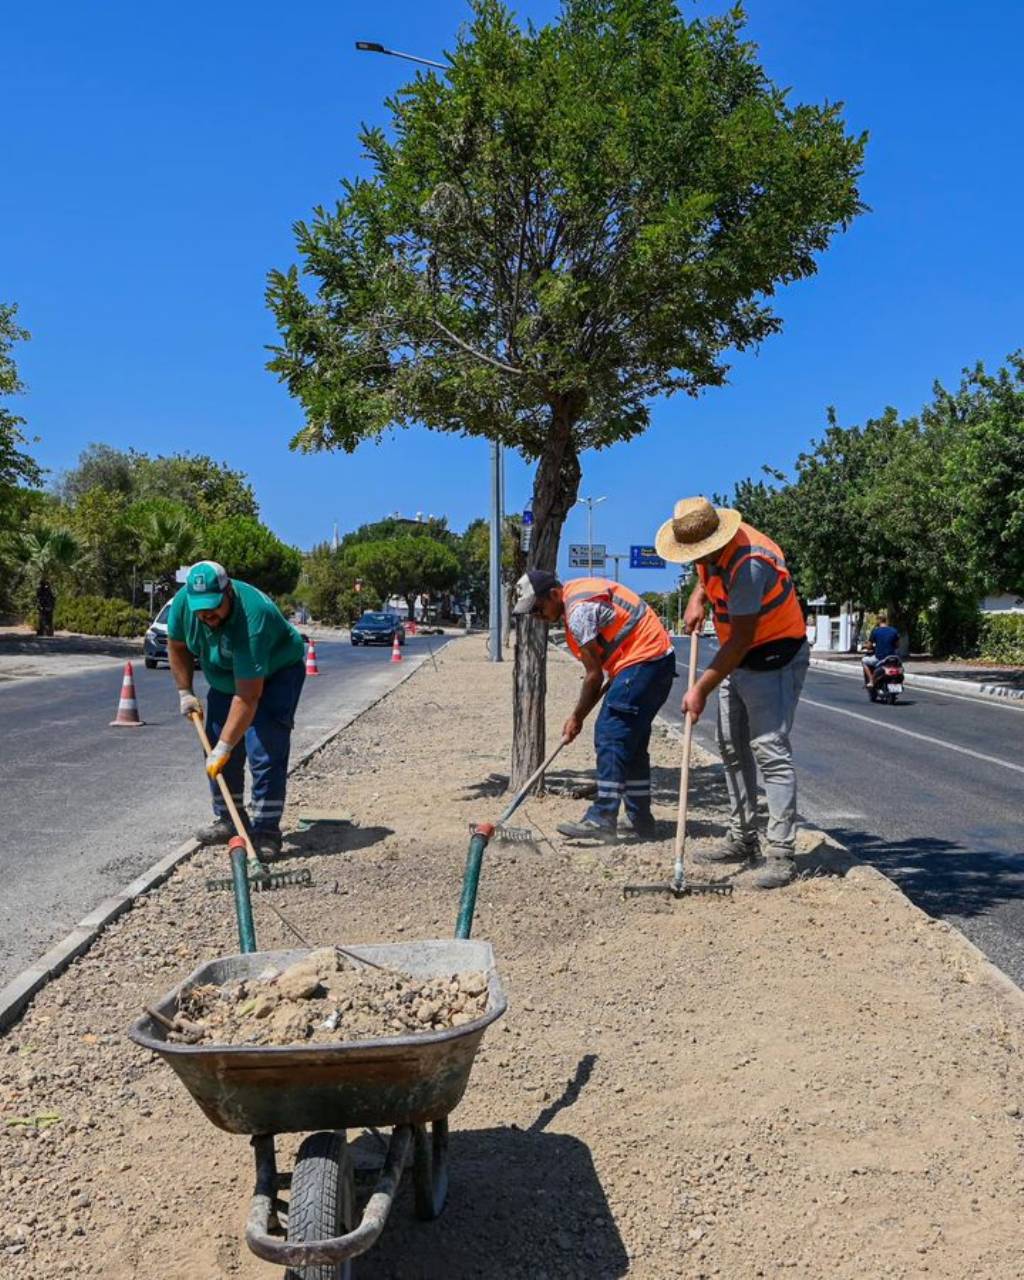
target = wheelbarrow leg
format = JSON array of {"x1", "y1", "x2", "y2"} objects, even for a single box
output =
[{"x1": 412, "y1": 1118, "x2": 449, "y2": 1221}]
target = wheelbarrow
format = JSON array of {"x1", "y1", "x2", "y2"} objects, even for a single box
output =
[{"x1": 129, "y1": 939, "x2": 505, "y2": 1276}]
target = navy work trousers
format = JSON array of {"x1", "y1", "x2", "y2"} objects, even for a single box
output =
[
  {"x1": 584, "y1": 652, "x2": 676, "y2": 828},
  {"x1": 205, "y1": 661, "x2": 306, "y2": 836}
]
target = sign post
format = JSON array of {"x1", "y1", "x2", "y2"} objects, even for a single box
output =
[{"x1": 629, "y1": 545, "x2": 667, "y2": 570}]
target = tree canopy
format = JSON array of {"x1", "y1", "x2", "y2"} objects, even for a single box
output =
[
  {"x1": 267, "y1": 0, "x2": 866, "y2": 783},
  {"x1": 205, "y1": 515, "x2": 303, "y2": 598}
]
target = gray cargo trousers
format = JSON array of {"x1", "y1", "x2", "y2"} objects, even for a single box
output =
[{"x1": 715, "y1": 644, "x2": 810, "y2": 852}]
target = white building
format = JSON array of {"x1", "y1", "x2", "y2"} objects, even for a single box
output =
[
  {"x1": 980, "y1": 592, "x2": 1024, "y2": 615},
  {"x1": 806, "y1": 596, "x2": 857, "y2": 652}
]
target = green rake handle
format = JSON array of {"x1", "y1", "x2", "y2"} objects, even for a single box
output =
[{"x1": 456, "y1": 737, "x2": 570, "y2": 939}]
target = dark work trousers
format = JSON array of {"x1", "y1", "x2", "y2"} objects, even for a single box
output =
[
  {"x1": 583, "y1": 651, "x2": 676, "y2": 829},
  {"x1": 205, "y1": 661, "x2": 306, "y2": 836}
]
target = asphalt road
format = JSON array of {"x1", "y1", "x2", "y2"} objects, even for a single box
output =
[
  {"x1": 0, "y1": 636, "x2": 441, "y2": 986},
  {"x1": 661, "y1": 637, "x2": 1024, "y2": 987}
]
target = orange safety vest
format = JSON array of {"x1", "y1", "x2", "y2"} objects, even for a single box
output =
[
  {"x1": 697, "y1": 524, "x2": 806, "y2": 647},
  {"x1": 562, "y1": 578, "x2": 672, "y2": 677}
]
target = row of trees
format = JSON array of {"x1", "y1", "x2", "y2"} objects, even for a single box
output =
[
  {"x1": 302, "y1": 514, "x2": 523, "y2": 627},
  {"x1": 721, "y1": 352, "x2": 1024, "y2": 652}
]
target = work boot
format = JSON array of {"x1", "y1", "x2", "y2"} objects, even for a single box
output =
[
  {"x1": 734, "y1": 849, "x2": 797, "y2": 890},
  {"x1": 253, "y1": 831, "x2": 284, "y2": 862},
  {"x1": 618, "y1": 813, "x2": 658, "y2": 841},
  {"x1": 556, "y1": 817, "x2": 618, "y2": 844},
  {"x1": 692, "y1": 835, "x2": 758, "y2": 866},
  {"x1": 193, "y1": 817, "x2": 238, "y2": 847}
]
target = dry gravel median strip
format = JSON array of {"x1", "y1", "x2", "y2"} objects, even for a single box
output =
[{"x1": 2, "y1": 636, "x2": 1024, "y2": 1278}]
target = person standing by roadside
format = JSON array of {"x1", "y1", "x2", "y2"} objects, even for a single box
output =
[
  {"x1": 36, "y1": 579, "x2": 55, "y2": 637},
  {"x1": 655, "y1": 497, "x2": 809, "y2": 889},
  {"x1": 167, "y1": 561, "x2": 306, "y2": 861},
  {"x1": 513, "y1": 569, "x2": 676, "y2": 842}
]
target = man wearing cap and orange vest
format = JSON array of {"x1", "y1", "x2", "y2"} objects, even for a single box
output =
[
  {"x1": 167, "y1": 561, "x2": 306, "y2": 861},
  {"x1": 655, "y1": 497, "x2": 809, "y2": 889},
  {"x1": 513, "y1": 568, "x2": 676, "y2": 842}
]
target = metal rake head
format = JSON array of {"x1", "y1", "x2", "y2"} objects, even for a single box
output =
[
  {"x1": 623, "y1": 880, "x2": 733, "y2": 899},
  {"x1": 494, "y1": 824, "x2": 537, "y2": 844},
  {"x1": 205, "y1": 867, "x2": 313, "y2": 893}
]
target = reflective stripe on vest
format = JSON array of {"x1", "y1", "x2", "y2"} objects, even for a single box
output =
[
  {"x1": 562, "y1": 577, "x2": 671, "y2": 677},
  {"x1": 697, "y1": 524, "x2": 805, "y2": 647}
]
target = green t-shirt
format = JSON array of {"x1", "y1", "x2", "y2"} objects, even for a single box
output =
[{"x1": 166, "y1": 579, "x2": 305, "y2": 694}]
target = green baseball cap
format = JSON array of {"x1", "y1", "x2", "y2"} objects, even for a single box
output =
[{"x1": 185, "y1": 560, "x2": 230, "y2": 610}]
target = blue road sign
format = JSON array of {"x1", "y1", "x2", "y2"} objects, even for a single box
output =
[{"x1": 630, "y1": 545, "x2": 666, "y2": 569}]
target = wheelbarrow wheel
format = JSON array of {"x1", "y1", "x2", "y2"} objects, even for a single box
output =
[
  {"x1": 412, "y1": 1118, "x2": 449, "y2": 1221},
  {"x1": 286, "y1": 1131, "x2": 356, "y2": 1280}
]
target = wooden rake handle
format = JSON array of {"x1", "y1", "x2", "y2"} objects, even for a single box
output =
[
  {"x1": 673, "y1": 631, "x2": 700, "y2": 882},
  {"x1": 189, "y1": 713, "x2": 258, "y2": 861}
]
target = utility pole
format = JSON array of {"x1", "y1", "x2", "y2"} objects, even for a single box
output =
[
  {"x1": 609, "y1": 552, "x2": 626, "y2": 581},
  {"x1": 356, "y1": 37, "x2": 504, "y2": 661}
]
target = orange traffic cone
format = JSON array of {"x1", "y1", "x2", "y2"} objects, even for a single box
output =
[
  {"x1": 109, "y1": 661, "x2": 144, "y2": 726},
  {"x1": 305, "y1": 639, "x2": 320, "y2": 676},
  {"x1": 391, "y1": 632, "x2": 402, "y2": 663}
]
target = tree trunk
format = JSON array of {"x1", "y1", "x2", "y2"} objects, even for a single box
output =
[{"x1": 510, "y1": 405, "x2": 582, "y2": 790}]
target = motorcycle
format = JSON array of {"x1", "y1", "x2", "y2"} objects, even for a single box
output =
[{"x1": 865, "y1": 654, "x2": 904, "y2": 704}]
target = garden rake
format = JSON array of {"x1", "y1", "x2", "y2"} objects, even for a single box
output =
[
  {"x1": 624, "y1": 631, "x2": 732, "y2": 900},
  {"x1": 189, "y1": 714, "x2": 312, "y2": 893}
]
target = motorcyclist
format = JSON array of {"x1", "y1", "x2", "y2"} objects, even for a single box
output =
[{"x1": 862, "y1": 611, "x2": 900, "y2": 687}]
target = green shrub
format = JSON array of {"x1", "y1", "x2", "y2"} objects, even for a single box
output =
[
  {"x1": 913, "y1": 597, "x2": 981, "y2": 657},
  {"x1": 49, "y1": 594, "x2": 152, "y2": 638},
  {"x1": 977, "y1": 613, "x2": 1024, "y2": 664}
]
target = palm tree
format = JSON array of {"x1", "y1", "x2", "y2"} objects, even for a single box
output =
[
  {"x1": 132, "y1": 506, "x2": 201, "y2": 596},
  {"x1": 16, "y1": 524, "x2": 87, "y2": 635}
]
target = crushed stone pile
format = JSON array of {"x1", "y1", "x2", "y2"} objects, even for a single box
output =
[{"x1": 168, "y1": 948, "x2": 489, "y2": 1047}]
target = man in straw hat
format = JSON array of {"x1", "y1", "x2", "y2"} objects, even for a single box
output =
[
  {"x1": 655, "y1": 497, "x2": 809, "y2": 889},
  {"x1": 513, "y1": 568, "x2": 676, "y2": 842}
]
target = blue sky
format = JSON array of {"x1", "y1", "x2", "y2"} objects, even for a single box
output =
[{"x1": 3, "y1": 1, "x2": 1022, "y2": 595}]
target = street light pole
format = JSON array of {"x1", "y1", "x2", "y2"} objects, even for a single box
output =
[
  {"x1": 356, "y1": 37, "x2": 503, "y2": 662},
  {"x1": 575, "y1": 495, "x2": 607, "y2": 571}
]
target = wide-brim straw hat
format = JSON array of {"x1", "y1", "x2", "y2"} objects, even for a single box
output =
[{"x1": 654, "y1": 497, "x2": 742, "y2": 564}]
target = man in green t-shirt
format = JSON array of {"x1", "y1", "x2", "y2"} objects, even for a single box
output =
[{"x1": 167, "y1": 560, "x2": 306, "y2": 859}]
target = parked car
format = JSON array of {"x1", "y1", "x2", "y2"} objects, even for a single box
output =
[
  {"x1": 144, "y1": 602, "x2": 171, "y2": 668},
  {"x1": 351, "y1": 611, "x2": 406, "y2": 647}
]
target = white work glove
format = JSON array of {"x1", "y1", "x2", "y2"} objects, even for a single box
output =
[
  {"x1": 205, "y1": 739, "x2": 232, "y2": 780},
  {"x1": 179, "y1": 690, "x2": 203, "y2": 720}
]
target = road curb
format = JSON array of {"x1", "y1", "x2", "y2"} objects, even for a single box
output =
[
  {"x1": 654, "y1": 713, "x2": 1024, "y2": 1018},
  {"x1": 809, "y1": 655, "x2": 1024, "y2": 703},
  {"x1": 0, "y1": 641, "x2": 451, "y2": 1033}
]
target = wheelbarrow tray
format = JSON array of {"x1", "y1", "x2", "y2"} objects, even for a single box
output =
[{"x1": 129, "y1": 940, "x2": 505, "y2": 1135}]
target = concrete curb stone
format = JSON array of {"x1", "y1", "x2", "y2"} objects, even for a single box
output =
[
  {"x1": 0, "y1": 642, "x2": 449, "y2": 1032},
  {"x1": 809, "y1": 655, "x2": 1024, "y2": 703}
]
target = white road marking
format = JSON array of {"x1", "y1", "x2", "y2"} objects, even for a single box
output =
[{"x1": 799, "y1": 696, "x2": 1024, "y2": 776}]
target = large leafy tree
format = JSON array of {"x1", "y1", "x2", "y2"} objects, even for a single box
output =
[
  {"x1": 268, "y1": 0, "x2": 865, "y2": 783},
  {"x1": 0, "y1": 303, "x2": 45, "y2": 612},
  {"x1": 346, "y1": 535, "x2": 461, "y2": 620},
  {"x1": 204, "y1": 515, "x2": 303, "y2": 598}
]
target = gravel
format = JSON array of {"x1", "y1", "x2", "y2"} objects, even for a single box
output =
[{"x1": 2, "y1": 638, "x2": 1024, "y2": 1278}]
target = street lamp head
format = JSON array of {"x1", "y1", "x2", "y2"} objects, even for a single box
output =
[{"x1": 355, "y1": 41, "x2": 386, "y2": 53}]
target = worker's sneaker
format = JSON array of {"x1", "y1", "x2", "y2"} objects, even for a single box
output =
[
  {"x1": 193, "y1": 817, "x2": 238, "y2": 847},
  {"x1": 618, "y1": 814, "x2": 658, "y2": 841},
  {"x1": 253, "y1": 831, "x2": 284, "y2": 861},
  {"x1": 734, "y1": 850, "x2": 797, "y2": 890},
  {"x1": 692, "y1": 835, "x2": 758, "y2": 866},
  {"x1": 556, "y1": 817, "x2": 618, "y2": 844}
]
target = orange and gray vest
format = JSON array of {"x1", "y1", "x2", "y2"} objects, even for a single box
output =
[
  {"x1": 697, "y1": 524, "x2": 805, "y2": 647},
  {"x1": 562, "y1": 578, "x2": 672, "y2": 677}
]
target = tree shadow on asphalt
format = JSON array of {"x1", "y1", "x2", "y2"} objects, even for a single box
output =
[
  {"x1": 825, "y1": 826, "x2": 1024, "y2": 921},
  {"x1": 363, "y1": 1053, "x2": 628, "y2": 1278}
]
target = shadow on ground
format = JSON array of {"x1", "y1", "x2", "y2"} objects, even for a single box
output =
[
  {"x1": 825, "y1": 826, "x2": 1024, "y2": 921},
  {"x1": 285, "y1": 824, "x2": 394, "y2": 860},
  {"x1": 0, "y1": 632, "x2": 143, "y2": 658},
  {"x1": 363, "y1": 1053, "x2": 627, "y2": 1279}
]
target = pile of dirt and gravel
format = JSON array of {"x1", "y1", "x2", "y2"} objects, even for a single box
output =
[
  {"x1": 168, "y1": 948, "x2": 489, "y2": 1046},
  {"x1": 3, "y1": 637, "x2": 1024, "y2": 1278}
]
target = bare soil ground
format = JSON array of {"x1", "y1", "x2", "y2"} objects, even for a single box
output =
[{"x1": 2, "y1": 638, "x2": 1024, "y2": 1278}]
